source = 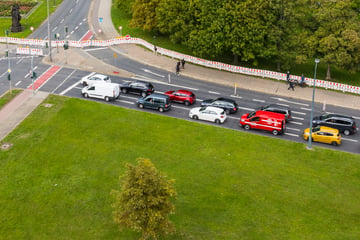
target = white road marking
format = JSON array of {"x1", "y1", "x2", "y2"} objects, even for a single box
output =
[
  {"x1": 60, "y1": 19, "x2": 64, "y2": 24},
  {"x1": 52, "y1": 26, "x2": 57, "y2": 32},
  {"x1": 15, "y1": 81, "x2": 21, "y2": 86},
  {"x1": 16, "y1": 58, "x2": 23, "y2": 64},
  {"x1": 342, "y1": 138, "x2": 358, "y2": 142},
  {"x1": 75, "y1": 26, "x2": 79, "y2": 30},
  {"x1": 84, "y1": 47, "x2": 108, "y2": 52},
  {"x1": 352, "y1": 116, "x2": 360, "y2": 120},
  {"x1": 285, "y1": 133, "x2": 299, "y2": 137},
  {"x1": 300, "y1": 107, "x2": 312, "y2": 111},
  {"x1": 70, "y1": 31, "x2": 74, "y2": 35},
  {"x1": 227, "y1": 116, "x2": 238, "y2": 120},
  {"x1": 290, "y1": 121, "x2": 303, "y2": 125},
  {"x1": 0, "y1": 71, "x2": 6, "y2": 78},
  {"x1": 276, "y1": 103, "x2": 290, "y2": 107},
  {"x1": 287, "y1": 127, "x2": 300, "y2": 132},
  {"x1": 142, "y1": 68, "x2": 165, "y2": 78},
  {"x1": 292, "y1": 110, "x2": 306, "y2": 115},
  {"x1": 208, "y1": 91, "x2": 220, "y2": 95},
  {"x1": 52, "y1": 69, "x2": 77, "y2": 93},
  {"x1": 252, "y1": 99, "x2": 265, "y2": 103},
  {"x1": 69, "y1": 8, "x2": 73, "y2": 13},
  {"x1": 271, "y1": 97, "x2": 309, "y2": 106},
  {"x1": 116, "y1": 100, "x2": 134, "y2": 105},
  {"x1": 238, "y1": 107, "x2": 255, "y2": 112},
  {"x1": 230, "y1": 95, "x2": 243, "y2": 99},
  {"x1": 60, "y1": 80, "x2": 81, "y2": 95},
  {"x1": 292, "y1": 116, "x2": 304, "y2": 120}
]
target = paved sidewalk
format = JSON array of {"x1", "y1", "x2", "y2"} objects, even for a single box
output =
[{"x1": 0, "y1": 90, "x2": 49, "y2": 141}]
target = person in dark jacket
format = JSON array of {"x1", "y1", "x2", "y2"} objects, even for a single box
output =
[
  {"x1": 176, "y1": 61, "x2": 180, "y2": 75},
  {"x1": 181, "y1": 59, "x2": 185, "y2": 69}
]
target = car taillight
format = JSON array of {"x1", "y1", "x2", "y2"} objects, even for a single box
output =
[
  {"x1": 165, "y1": 104, "x2": 168, "y2": 107},
  {"x1": 221, "y1": 115, "x2": 224, "y2": 118},
  {"x1": 233, "y1": 108, "x2": 236, "y2": 111}
]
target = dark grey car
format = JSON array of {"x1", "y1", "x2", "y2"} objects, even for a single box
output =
[
  {"x1": 312, "y1": 113, "x2": 357, "y2": 136},
  {"x1": 259, "y1": 104, "x2": 292, "y2": 122}
]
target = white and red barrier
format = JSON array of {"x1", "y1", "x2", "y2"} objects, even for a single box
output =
[{"x1": 2, "y1": 36, "x2": 360, "y2": 94}]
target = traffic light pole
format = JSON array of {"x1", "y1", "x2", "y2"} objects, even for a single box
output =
[{"x1": 31, "y1": 55, "x2": 34, "y2": 94}]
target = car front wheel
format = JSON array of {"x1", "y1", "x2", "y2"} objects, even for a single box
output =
[
  {"x1": 244, "y1": 124, "x2": 250, "y2": 130},
  {"x1": 192, "y1": 115, "x2": 198, "y2": 120},
  {"x1": 84, "y1": 93, "x2": 89, "y2": 98},
  {"x1": 138, "y1": 104, "x2": 144, "y2": 109}
]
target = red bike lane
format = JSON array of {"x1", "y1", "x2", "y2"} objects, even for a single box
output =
[{"x1": 27, "y1": 65, "x2": 62, "y2": 91}]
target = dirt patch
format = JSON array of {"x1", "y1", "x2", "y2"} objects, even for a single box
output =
[{"x1": 44, "y1": 103, "x2": 53, "y2": 108}]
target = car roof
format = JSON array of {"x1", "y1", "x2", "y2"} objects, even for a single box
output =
[
  {"x1": 147, "y1": 93, "x2": 169, "y2": 98},
  {"x1": 318, "y1": 126, "x2": 340, "y2": 133},
  {"x1": 92, "y1": 74, "x2": 108, "y2": 78},
  {"x1": 255, "y1": 110, "x2": 286, "y2": 120},
  {"x1": 216, "y1": 97, "x2": 236, "y2": 103},
  {"x1": 264, "y1": 104, "x2": 289, "y2": 110},
  {"x1": 175, "y1": 89, "x2": 193, "y2": 94},
  {"x1": 321, "y1": 113, "x2": 354, "y2": 120},
  {"x1": 204, "y1": 106, "x2": 225, "y2": 112}
]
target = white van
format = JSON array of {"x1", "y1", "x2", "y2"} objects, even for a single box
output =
[{"x1": 82, "y1": 82, "x2": 120, "y2": 102}]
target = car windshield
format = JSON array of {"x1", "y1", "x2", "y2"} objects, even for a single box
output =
[
  {"x1": 248, "y1": 111, "x2": 256, "y2": 118},
  {"x1": 200, "y1": 107, "x2": 207, "y2": 111},
  {"x1": 312, "y1": 126, "x2": 321, "y2": 132},
  {"x1": 320, "y1": 113, "x2": 331, "y2": 120}
]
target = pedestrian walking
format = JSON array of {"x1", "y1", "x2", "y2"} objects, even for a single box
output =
[
  {"x1": 286, "y1": 71, "x2": 290, "y2": 82},
  {"x1": 288, "y1": 81, "x2": 295, "y2": 91},
  {"x1": 154, "y1": 46, "x2": 158, "y2": 55},
  {"x1": 300, "y1": 73, "x2": 305, "y2": 87},
  {"x1": 181, "y1": 59, "x2": 185, "y2": 69},
  {"x1": 176, "y1": 61, "x2": 180, "y2": 75}
]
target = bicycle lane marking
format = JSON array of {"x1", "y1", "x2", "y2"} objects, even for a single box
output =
[{"x1": 27, "y1": 65, "x2": 62, "y2": 91}]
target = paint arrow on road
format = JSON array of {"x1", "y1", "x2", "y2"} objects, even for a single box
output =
[
  {"x1": 271, "y1": 97, "x2": 309, "y2": 107},
  {"x1": 142, "y1": 68, "x2": 165, "y2": 78}
]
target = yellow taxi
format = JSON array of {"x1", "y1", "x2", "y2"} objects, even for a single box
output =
[{"x1": 303, "y1": 126, "x2": 341, "y2": 146}]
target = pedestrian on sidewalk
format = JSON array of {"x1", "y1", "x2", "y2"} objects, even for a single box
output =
[
  {"x1": 286, "y1": 71, "x2": 290, "y2": 82},
  {"x1": 181, "y1": 59, "x2": 185, "y2": 69},
  {"x1": 154, "y1": 45, "x2": 158, "y2": 55},
  {"x1": 300, "y1": 73, "x2": 305, "y2": 87},
  {"x1": 288, "y1": 80, "x2": 295, "y2": 91},
  {"x1": 176, "y1": 61, "x2": 180, "y2": 75}
]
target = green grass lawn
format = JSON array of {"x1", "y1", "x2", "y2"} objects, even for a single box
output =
[
  {"x1": 0, "y1": 89, "x2": 22, "y2": 109},
  {"x1": 0, "y1": 95, "x2": 359, "y2": 239}
]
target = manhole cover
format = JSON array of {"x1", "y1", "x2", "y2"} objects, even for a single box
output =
[
  {"x1": 44, "y1": 103, "x2": 53, "y2": 108},
  {"x1": 1, "y1": 143, "x2": 13, "y2": 151}
]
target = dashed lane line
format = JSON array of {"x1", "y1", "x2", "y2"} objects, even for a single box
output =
[
  {"x1": 292, "y1": 110, "x2": 306, "y2": 115},
  {"x1": 342, "y1": 138, "x2": 359, "y2": 142},
  {"x1": 285, "y1": 133, "x2": 299, "y2": 137},
  {"x1": 292, "y1": 116, "x2": 304, "y2": 120},
  {"x1": 287, "y1": 127, "x2": 301, "y2": 132},
  {"x1": 252, "y1": 99, "x2": 265, "y2": 103},
  {"x1": 208, "y1": 91, "x2": 221, "y2": 95},
  {"x1": 300, "y1": 107, "x2": 312, "y2": 111}
]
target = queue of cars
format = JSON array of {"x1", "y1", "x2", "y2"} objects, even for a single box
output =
[{"x1": 80, "y1": 75, "x2": 357, "y2": 147}]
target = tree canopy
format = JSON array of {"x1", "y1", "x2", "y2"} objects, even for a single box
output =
[
  {"x1": 115, "y1": 0, "x2": 360, "y2": 75},
  {"x1": 111, "y1": 158, "x2": 176, "y2": 240}
]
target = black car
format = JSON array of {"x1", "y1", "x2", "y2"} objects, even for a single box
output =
[
  {"x1": 120, "y1": 81, "x2": 154, "y2": 97},
  {"x1": 259, "y1": 104, "x2": 292, "y2": 122},
  {"x1": 312, "y1": 113, "x2": 357, "y2": 136},
  {"x1": 201, "y1": 97, "x2": 238, "y2": 114}
]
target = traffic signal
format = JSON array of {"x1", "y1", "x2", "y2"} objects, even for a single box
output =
[
  {"x1": 31, "y1": 71, "x2": 37, "y2": 79},
  {"x1": 7, "y1": 74, "x2": 10, "y2": 81},
  {"x1": 5, "y1": 50, "x2": 8, "y2": 57},
  {"x1": 63, "y1": 41, "x2": 69, "y2": 50}
]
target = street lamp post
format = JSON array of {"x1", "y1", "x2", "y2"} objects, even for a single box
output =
[
  {"x1": 308, "y1": 58, "x2": 320, "y2": 150},
  {"x1": 47, "y1": 0, "x2": 52, "y2": 62},
  {"x1": 119, "y1": 26, "x2": 122, "y2": 37}
]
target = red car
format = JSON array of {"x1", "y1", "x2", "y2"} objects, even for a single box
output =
[{"x1": 164, "y1": 90, "x2": 196, "y2": 106}]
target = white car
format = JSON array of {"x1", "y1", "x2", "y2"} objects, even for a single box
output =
[
  {"x1": 189, "y1": 106, "x2": 227, "y2": 124},
  {"x1": 80, "y1": 73, "x2": 111, "y2": 86}
]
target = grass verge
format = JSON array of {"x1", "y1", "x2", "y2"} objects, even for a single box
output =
[
  {"x1": 0, "y1": 89, "x2": 22, "y2": 109},
  {"x1": 0, "y1": 95, "x2": 359, "y2": 239}
]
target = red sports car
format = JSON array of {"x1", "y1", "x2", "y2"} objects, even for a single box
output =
[{"x1": 164, "y1": 90, "x2": 196, "y2": 106}]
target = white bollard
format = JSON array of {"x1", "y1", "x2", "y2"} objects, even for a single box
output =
[
  {"x1": 168, "y1": 73, "x2": 171, "y2": 84},
  {"x1": 323, "y1": 101, "x2": 326, "y2": 112}
]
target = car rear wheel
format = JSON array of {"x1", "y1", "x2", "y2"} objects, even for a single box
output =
[
  {"x1": 272, "y1": 130, "x2": 279, "y2": 136},
  {"x1": 122, "y1": 88, "x2": 127, "y2": 94},
  {"x1": 159, "y1": 107, "x2": 164, "y2": 112},
  {"x1": 215, "y1": 119, "x2": 221, "y2": 124},
  {"x1": 184, "y1": 101, "x2": 190, "y2": 106},
  {"x1": 331, "y1": 141, "x2": 338, "y2": 146},
  {"x1": 138, "y1": 104, "x2": 144, "y2": 109},
  {"x1": 105, "y1": 96, "x2": 110, "y2": 102},
  {"x1": 344, "y1": 129, "x2": 351, "y2": 136},
  {"x1": 141, "y1": 92, "x2": 147, "y2": 97},
  {"x1": 244, "y1": 124, "x2": 250, "y2": 130},
  {"x1": 84, "y1": 93, "x2": 89, "y2": 98},
  {"x1": 225, "y1": 109, "x2": 230, "y2": 115},
  {"x1": 192, "y1": 115, "x2": 198, "y2": 120}
]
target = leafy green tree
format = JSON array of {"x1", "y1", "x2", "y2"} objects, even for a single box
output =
[
  {"x1": 114, "y1": 0, "x2": 135, "y2": 14},
  {"x1": 313, "y1": 0, "x2": 360, "y2": 79},
  {"x1": 129, "y1": 0, "x2": 160, "y2": 31},
  {"x1": 111, "y1": 158, "x2": 176, "y2": 240}
]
